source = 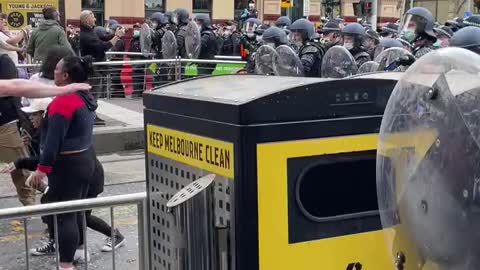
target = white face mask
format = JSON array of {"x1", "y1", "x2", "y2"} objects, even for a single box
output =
[
  {"x1": 249, "y1": 4, "x2": 255, "y2": 9},
  {"x1": 152, "y1": 23, "x2": 158, "y2": 29},
  {"x1": 266, "y1": 42, "x2": 276, "y2": 48},
  {"x1": 256, "y1": 35, "x2": 263, "y2": 43},
  {"x1": 247, "y1": 32, "x2": 255, "y2": 38},
  {"x1": 344, "y1": 42, "x2": 354, "y2": 50}
]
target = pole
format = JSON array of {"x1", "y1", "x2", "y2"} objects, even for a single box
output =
[
  {"x1": 410, "y1": 0, "x2": 414, "y2": 9},
  {"x1": 467, "y1": 0, "x2": 472, "y2": 13},
  {"x1": 371, "y1": 0, "x2": 378, "y2": 30}
]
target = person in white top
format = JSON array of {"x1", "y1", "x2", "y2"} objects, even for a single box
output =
[{"x1": 0, "y1": 13, "x2": 29, "y2": 65}]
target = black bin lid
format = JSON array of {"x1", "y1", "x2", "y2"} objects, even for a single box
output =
[{"x1": 144, "y1": 74, "x2": 403, "y2": 125}]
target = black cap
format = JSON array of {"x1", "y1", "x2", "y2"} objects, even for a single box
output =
[
  {"x1": 434, "y1": 26, "x2": 453, "y2": 38},
  {"x1": 463, "y1": 15, "x2": 480, "y2": 28},
  {"x1": 320, "y1": 20, "x2": 340, "y2": 34}
]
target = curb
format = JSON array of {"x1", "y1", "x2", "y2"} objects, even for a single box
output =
[{"x1": 94, "y1": 127, "x2": 145, "y2": 154}]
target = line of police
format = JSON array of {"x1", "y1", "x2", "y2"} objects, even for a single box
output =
[{"x1": 140, "y1": 6, "x2": 480, "y2": 78}]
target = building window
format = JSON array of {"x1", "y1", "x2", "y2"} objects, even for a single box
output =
[
  {"x1": 145, "y1": 0, "x2": 165, "y2": 18},
  {"x1": 82, "y1": 0, "x2": 104, "y2": 25},
  {"x1": 193, "y1": 0, "x2": 212, "y2": 13}
]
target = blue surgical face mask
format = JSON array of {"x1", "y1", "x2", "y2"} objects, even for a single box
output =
[{"x1": 134, "y1": 30, "x2": 140, "y2": 37}]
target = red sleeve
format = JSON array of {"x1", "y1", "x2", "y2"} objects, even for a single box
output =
[{"x1": 38, "y1": 95, "x2": 85, "y2": 174}]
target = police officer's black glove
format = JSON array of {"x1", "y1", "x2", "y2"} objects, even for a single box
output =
[{"x1": 398, "y1": 54, "x2": 416, "y2": 66}]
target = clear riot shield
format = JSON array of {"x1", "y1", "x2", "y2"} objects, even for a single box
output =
[
  {"x1": 273, "y1": 45, "x2": 304, "y2": 77},
  {"x1": 162, "y1": 30, "x2": 178, "y2": 59},
  {"x1": 375, "y1": 47, "x2": 415, "y2": 72},
  {"x1": 321, "y1": 45, "x2": 358, "y2": 78},
  {"x1": 377, "y1": 48, "x2": 480, "y2": 270},
  {"x1": 357, "y1": 61, "x2": 380, "y2": 74},
  {"x1": 185, "y1": 21, "x2": 201, "y2": 59},
  {"x1": 255, "y1": 45, "x2": 278, "y2": 75},
  {"x1": 140, "y1": 23, "x2": 153, "y2": 54}
]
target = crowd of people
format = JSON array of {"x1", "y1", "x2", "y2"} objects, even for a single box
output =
[
  {"x1": 0, "y1": 6, "x2": 127, "y2": 270},
  {"x1": 1, "y1": 2, "x2": 480, "y2": 270}
]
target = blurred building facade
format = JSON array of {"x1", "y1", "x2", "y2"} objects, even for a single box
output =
[{"x1": 64, "y1": 0, "x2": 477, "y2": 27}]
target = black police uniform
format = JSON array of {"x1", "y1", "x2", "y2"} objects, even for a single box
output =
[
  {"x1": 299, "y1": 42, "x2": 324, "y2": 77},
  {"x1": 198, "y1": 26, "x2": 218, "y2": 76}
]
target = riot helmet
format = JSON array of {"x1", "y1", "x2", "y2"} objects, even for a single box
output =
[
  {"x1": 363, "y1": 29, "x2": 380, "y2": 49},
  {"x1": 450, "y1": 26, "x2": 480, "y2": 54},
  {"x1": 262, "y1": 26, "x2": 288, "y2": 48},
  {"x1": 373, "y1": 37, "x2": 403, "y2": 59},
  {"x1": 433, "y1": 26, "x2": 453, "y2": 48},
  {"x1": 174, "y1": 8, "x2": 190, "y2": 25},
  {"x1": 195, "y1": 13, "x2": 212, "y2": 30},
  {"x1": 380, "y1": 22, "x2": 399, "y2": 38},
  {"x1": 275, "y1": 16, "x2": 291, "y2": 29},
  {"x1": 244, "y1": 18, "x2": 262, "y2": 38},
  {"x1": 151, "y1": 12, "x2": 168, "y2": 29},
  {"x1": 289, "y1": 18, "x2": 315, "y2": 46},
  {"x1": 399, "y1": 7, "x2": 436, "y2": 44},
  {"x1": 165, "y1": 11, "x2": 175, "y2": 24},
  {"x1": 446, "y1": 17, "x2": 464, "y2": 32},
  {"x1": 321, "y1": 20, "x2": 342, "y2": 47},
  {"x1": 342, "y1": 23, "x2": 365, "y2": 50}
]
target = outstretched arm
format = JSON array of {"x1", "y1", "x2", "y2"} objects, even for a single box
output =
[{"x1": 0, "y1": 79, "x2": 91, "y2": 98}]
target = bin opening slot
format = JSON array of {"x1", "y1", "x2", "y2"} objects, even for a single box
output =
[{"x1": 296, "y1": 151, "x2": 379, "y2": 222}]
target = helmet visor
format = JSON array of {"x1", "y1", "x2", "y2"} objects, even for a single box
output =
[
  {"x1": 399, "y1": 14, "x2": 427, "y2": 35},
  {"x1": 244, "y1": 22, "x2": 258, "y2": 33}
]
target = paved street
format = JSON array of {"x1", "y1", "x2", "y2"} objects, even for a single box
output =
[{"x1": 0, "y1": 151, "x2": 147, "y2": 270}]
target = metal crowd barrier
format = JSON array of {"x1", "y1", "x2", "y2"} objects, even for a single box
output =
[
  {"x1": 0, "y1": 192, "x2": 148, "y2": 270},
  {"x1": 16, "y1": 58, "x2": 246, "y2": 99}
]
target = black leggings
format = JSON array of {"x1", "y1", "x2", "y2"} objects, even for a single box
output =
[
  {"x1": 43, "y1": 155, "x2": 113, "y2": 247},
  {"x1": 46, "y1": 149, "x2": 94, "y2": 263}
]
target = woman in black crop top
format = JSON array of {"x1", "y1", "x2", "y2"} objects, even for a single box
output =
[{"x1": 28, "y1": 55, "x2": 97, "y2": 270}]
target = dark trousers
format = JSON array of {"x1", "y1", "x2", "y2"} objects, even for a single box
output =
[{"x1": 43, "y1": 149, "x2": 94, "y2": 263}]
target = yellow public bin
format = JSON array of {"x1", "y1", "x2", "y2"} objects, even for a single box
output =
[{"x1": 144, "y1": 74, "x2": 402, "y2": 270}]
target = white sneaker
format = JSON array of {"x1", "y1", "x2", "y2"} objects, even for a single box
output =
[{"x1": 73, "y1": 249, "x2": 90, "y2": 264}]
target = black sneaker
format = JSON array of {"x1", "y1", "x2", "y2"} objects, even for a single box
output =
[
  {"x1": 30, "y1": 239, "x2": 55, "y2": 256},
  {"x1": 94, "y1": 116, "x2": 106, "y2": 126},
  {"x1": 101, "y1": 229, "x2": 126, "y2": 252}
]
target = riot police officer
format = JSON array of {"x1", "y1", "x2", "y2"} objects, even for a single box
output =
[
  {"x1": 262, "y1": 26, "x2": 288, "y2": 48},
  {"x1": 195, "y1": 14, "x2": 218, "y2": 76},
  {"x1": 150, "y1": 12, "x2": 168, "y2": 59},
  {"x1": 341, "y1": 23, "x2": 371, "y2": 66},
  {"x1": 174, "y1": 8, "x2": 190, "y2": 59},
  {"x1": 450, "y1": 26, "x2": 480, "y2": 54},
  {"x1": 164, "y1": 11, "x2": 177, "y2": 32},
  {"x1": 364, "y1": 29, "x2": 379, "y2": 59},
  {"x1": 380, "y1": 22, "x2": 399, "y2": 38},
  {"x1": 240, "y1": 18, "x2": 262, "y2": 61},
  {"x1": 320, "y1": 20, "x2": 342, "y2": 49},
  {"x1": 398, "y1": 7, "x2": 437, "y2": 58},
  {"x1": 247, "y1": 26, "x2": 288, "y2": 74},
  {"x1": 275, "y1": 16, "x2": 291, "y2": 30},
  {"x1": 290, "y1": 18, "x2": 324, "y2": 77}
]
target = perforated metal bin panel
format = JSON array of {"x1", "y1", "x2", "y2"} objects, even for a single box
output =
[{"x1": 148, "y1": 154, "x2": 235, "y2": 270}]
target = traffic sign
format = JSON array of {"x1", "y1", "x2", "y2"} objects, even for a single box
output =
[{"x1": 281, "y1": 0, "x2": 293, "y2": 8}]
